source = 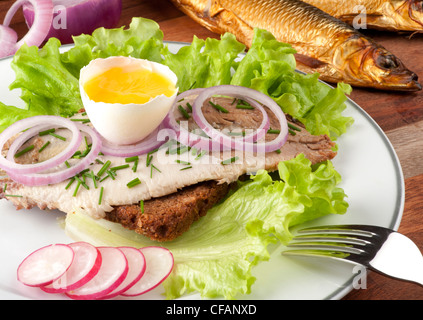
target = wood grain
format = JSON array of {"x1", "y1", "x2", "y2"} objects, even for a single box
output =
[{"x1": 1, "y1": 0, "x2": 423, "y2": 300}]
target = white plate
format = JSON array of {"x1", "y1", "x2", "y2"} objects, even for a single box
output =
[{"x1": 0, "y1": 42, "x2": 404, "y2": 300}]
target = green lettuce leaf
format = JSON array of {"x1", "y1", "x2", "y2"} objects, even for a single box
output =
[
  {"x1": 61, "y1": 17, "x2": 165, "y2": 78},
  {"x1": 65, "y1": 154, "x2": 348, "y2": 299},
  {"x1": 0, "y1": 37, "x2": 83, "y2": 132},
  {"x1": 162, "y1": 33, "x2": 245, "y2": 92}
]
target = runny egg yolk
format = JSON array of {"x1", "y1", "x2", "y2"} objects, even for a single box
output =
[{"x1": 83, "y1": 66, "x2": 176, "y2": 105}]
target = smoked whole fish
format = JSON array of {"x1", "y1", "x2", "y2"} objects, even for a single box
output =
[
  {"x1": 169, "y1": 0, "x2": 422, "y2": 91},
  {"x1": 302, "y1": 0, "x2": 423, "y2": 32}
]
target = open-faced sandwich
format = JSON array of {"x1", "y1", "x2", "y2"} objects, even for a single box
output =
[{"x1": 0, "y1": 18, "x2": 353, "y2": 299}]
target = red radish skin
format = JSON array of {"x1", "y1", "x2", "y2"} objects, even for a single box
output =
[
  {"x1": 65, "y1": 247, "x2": 128, "y2": 300},
  {"x1": 121, "y1": 246, "x2": 174, "y2": 297},
  {"x1": 17, "y1": 244, "x2": 74, "y2": 287},
  {"x1": 100, "y1": 247, "x2": 146, "y2": 300},
  {"x1": 40, "y1": 242, "x2": 102, "y2": 294}
]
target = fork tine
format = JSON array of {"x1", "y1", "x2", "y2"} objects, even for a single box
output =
[
  {"x1": 295, "y1": 225, "x2": 377, "y2": 237},
  {"x1": 292, "y1": 234, "x2": 371, "y2": 246},
  {"x1": 283, "y1": 224, "x2": 393, "y2": 262},
  {"x1": 285, "y1": 240, "x2": 366, "y2": 256}
]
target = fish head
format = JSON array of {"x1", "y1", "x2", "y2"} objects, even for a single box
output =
[
  {"x1": 334, "y1": 35, "x2": 421, "y2": 91},
  {"x1": 390, "y1": 0, "x2": 423, "y2": 30}
]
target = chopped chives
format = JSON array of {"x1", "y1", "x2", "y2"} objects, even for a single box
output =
[
  {"x1": 177, "y1": 145, "x2": 190, "y2": 155},
  {"x1": 151, "y1": 164, "x2": 161, "y2": 173},
  {"x1": 39, "y1": 128, "x2": 55, "y2": 136},
  {"x1": 84, "y1": 136, "x2": 90, "y2": 149},
  {"x1": 236, "y1": 104, "x2": 255, "y2": 110},
  {"x1": 178, "y1": 105, "x2": 190, "y2": 119},
  {"x1": 106, "y1": 170, "x2": 116, "y2": 180},
  {"x1": 275, "y1": 149, "x2": 282, "y2": 154},
  {"x1": 65, "y1": 160, "x2": 71, "y2": 168},
  {"x1": 90, "y1": 170, "x2": 98, "y2": 189},
  {"x1": 132, "y1": 159, "x2": 139, "y2": 172},
  {"x1": 188, "y1": 81, "x2": 196, "y2": 90},
  {"x1": 208, "y1": 101, "x2": 229, "y2": 113},
  {"x1": 175, "y1": 160, "x2": 191, "y2": 165},
  {"x1": 38, "y1": 141, "x2": 50, "y2": 153},
  {"x1": 98, "y1": 187, "x2": 104, "y2": 205},
  {"x1": 180, "y1": 166, "x2": 192, "y2": 171},
  {"x1": 96, "y1": 160, "x2": 111, "y2": 177},
  {"x1": 267, "y1": 129, "x2": 281, "y2": 134},
  {"x1": 4, "y1": 194, "x2": 23, "y2": 197},
  {"x1": 227, "y1": 131, "x2": 245, "y2": 136},
  {"x1": 14, "y1": 145, "x2": 35, "y2": 158},
  {"x1": 186, "y1": 102, "x2": 192, "y2": 112},
  {"x1": 140, "y1": 200, "x2": 144, "y2": 213},
  {"x1": 125, "y1": 156, "x2": 139, "y2": 163},
  {"x1": 195, "y1": 150, "x2": 206, "y2": 160},
  {"x1": 65, "y1": 177, "x2": 75, "y2": 190},
  {"x1": 71, "y1": 118, "x2": 90, "y2": 123},
  {"x1": 3, "y1": 183, "x2": 7, "y2": 193},
  {"x1": 150, "y1": 164, "x2": 161, "y2": 178},
  {"x1": 221, "y1": 156, "x2": 239, "y2": 165},
  {"x1": 49, "y1": 132, "x2": 66, "y2": 141},
  {"x1": 127, "y1": 178, "x2": 141, "y2": 188},
  {"x1": 288, "y1": 129, "x2": 296, "y2": 136},
  {"x1": 146, "y1": 154, "x2": 153, "y2": 167},
  {"x1": 74, "y1": 175, "x2": 89, "y2": 190},
  {"x1": 73, "y1": 181, "x2": 81, "y2": 197},
  {"x1": 110, "y1": 164, "x2": 130, "y2": 171},
  {"x1": 288, "y1": 123, "x2": 301, "y2": 131}
]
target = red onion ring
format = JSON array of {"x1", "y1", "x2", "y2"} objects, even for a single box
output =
[
  {"x1": 164, "y1": 88, "x2": 271, "y2": 152},
  {"x1": 162, "y1": 88, "x2": 224, "y2": 151},
  {"x1": 7, "y1": 123, "x2": 102, "y2": 186},
  {"x1": 99, "y1": 123, "x2": 166, "y2": 157},
  {"x1": 23, "y1": 0, "x2": 122, "y2": 44},
  {"x1": 0, "y1": 116, "x2": 82, "y2": 175},
  {"x1": 3, "y1": 0, "x2": 53, "y2": 52},
  {"x1": 192, "y1": 85, "x2": 288, "y2": 153},
  {"x1": 0, "y1": 25, "x2": 18, "y2": 58}
]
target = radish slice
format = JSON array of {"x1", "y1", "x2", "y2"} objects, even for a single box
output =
[
  {"x1": 40, "y1": 242, "x2": 102, "y2": 293},
  {"x1": 66, "y1": 247, "x2": 128, "y2": 300},
  {"x1": 17, "y1": 244, "x2": 74, "y2": 287},
  {"x1": 121, "y1": 246, "x2": 173, "y2": 297},
  {"x1": 100, "y1": 247, "x2": 146, "y2": 299}
]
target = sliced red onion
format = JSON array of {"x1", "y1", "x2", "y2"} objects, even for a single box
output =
[
  {"x1": 0, "y1": 116, "x2": 82, "y2": 175},
  {"x1": 164, "y1": 88, "x2": 272, "y2": 153},
  {"x1": 3, "y1": 0, "x2": 53, "y2": 53},
  {"x1": 7, "y1": 123, "x2": 102, "y2": 186},
  {"x1": 191, "y1": 85, "x2": 288, "y2": 153},
  {"x1": 23, "y1": 0, "x2": 122, "y2": 44},
  {"x1": 100, "y1": 124, "x2": 166, "y2": 158},
  {"x1": 0, "y1": 25, "x2": 18, "y2": 58}
]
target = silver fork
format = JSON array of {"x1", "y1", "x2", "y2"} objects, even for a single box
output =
[{"x1": 282, "y1": 224, "x2": 423, "y2": 286}]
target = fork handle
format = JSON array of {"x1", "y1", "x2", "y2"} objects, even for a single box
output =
[{"x1": 369, "y1": 233, "x2": 423, "y2": 286}]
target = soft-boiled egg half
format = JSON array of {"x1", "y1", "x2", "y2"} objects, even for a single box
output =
[{"x1": 79, "y1": 56, "x2": 178, "y2": 145}]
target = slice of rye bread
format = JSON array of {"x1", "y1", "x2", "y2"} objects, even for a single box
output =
[{"x1": 106, "y1": 180, "x2": 234, "y2": 242}]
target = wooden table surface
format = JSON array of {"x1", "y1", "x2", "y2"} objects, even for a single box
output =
[{"x1": 1, "y1": 0, "x2": 423, "y2": 300}]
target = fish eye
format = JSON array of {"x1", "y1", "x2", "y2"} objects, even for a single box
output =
[{"x1": 376, "y1": 54, "x2": 399, "y2": 70}]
